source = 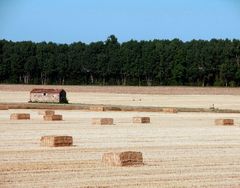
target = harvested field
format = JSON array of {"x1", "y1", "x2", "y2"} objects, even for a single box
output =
[
  {"x1": 1, "y1": 109, "x2": 240, "y2": 187},
  {"x1": 1, "y1": 84, "x2": 240, "y2": 95},
  {"x1": 1, "y1": 86, "x2": 240, "y2": 187},
  {"x1": 1, "y1": 85, "x2": 240, "y2": 110}
]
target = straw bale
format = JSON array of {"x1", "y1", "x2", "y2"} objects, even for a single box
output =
[
  {"x1": 102, "y1": 151, "x2": 143, "y2": 166},
  {"x1": 10, "y1": 113, "x2": 30, "y2": 120},
  {"x1": 133, "y1": 117, "x2": 150, "y2": 123},
  {"x1": 40, "y1": 135, "x2": 73, "y2": 147},
  {"x1": 0, "y1": 105, "x2": 8, "y2": 110},
  {"x1": 92, "y1": 118, "x2": 113, "y2": 125},
  {"x1": 162, "y1": 108, "x2": 178, "y2": 113},
  {"x1": 89, "y1": 106, "x2": 105, "y2": 111},
  {"x1": 215, "y1": 119, "x2": 234, "y2": 126},
  {"x1": 39, "y1": 110, "x2": 55, "y2": 116},
  {"x1": 44, "y1": 114, "x2": 62, "y2": 121}
]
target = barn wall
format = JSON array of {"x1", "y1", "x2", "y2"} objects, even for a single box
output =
[{"x1": 30, "y1": 93, "x2": 60, "y2": 103}]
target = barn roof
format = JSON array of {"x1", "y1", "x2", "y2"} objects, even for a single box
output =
[{"x1": 30, "y1": 88, "x2": 65, "y2": 94}]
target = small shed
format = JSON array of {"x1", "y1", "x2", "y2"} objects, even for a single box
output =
[{"x1": 29, "y1": 89, "x2": 68, "y2": 103}]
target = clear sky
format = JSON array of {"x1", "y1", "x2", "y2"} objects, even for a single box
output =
[{"x1": 0, "y1": 0, "x2": 240, "y2": 44}]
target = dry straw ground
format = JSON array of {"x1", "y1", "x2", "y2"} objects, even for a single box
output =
[
  {"x1": 1, "y1": 85, "x2": 240, "y2": 110},
  {"x1": 0, "y1": 85, "x2": 240, "y2": 187}
]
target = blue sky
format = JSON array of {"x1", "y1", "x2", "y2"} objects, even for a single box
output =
[{"x1": 0, "y1": 0, "x2": 240, "y2": 44}]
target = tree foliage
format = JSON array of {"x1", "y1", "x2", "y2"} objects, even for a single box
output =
[{"x1": 0, "y1": 36, "x2": 240, "y2": 86}]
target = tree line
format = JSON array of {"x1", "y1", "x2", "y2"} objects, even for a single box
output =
[{"x1": 0, "y1": 35, "x2": 240, "y2": 86}]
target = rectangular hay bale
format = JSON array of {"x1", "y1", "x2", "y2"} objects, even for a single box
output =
[
  {"x1": 162, "y1": 108, "x2": 178, "y2": 113},
  {"x1": 38, "y1": 110, "x2": 55, "y2": 116},
  {"x1": 40, "y1": 135, "x2": 73, "y2": 147},
  {"x1": 133, "y1": 117, "x2": 150, "y2": 123},
  {"x1": 215, "y1": 119, "x2": 234, "y2": 126},
  {"x1": 92, "y1": 118, "x2": 113, "y2": 125},
  {"x1": 0, "y1": 105, "x2": 8, "y2": 110},
  {"x1": 102, "y1": 151, "x2": 143, "y2": 166},
  {"x1": 89, "y1": 106, "x2": 105, "y2": 111},
  {"x1": 43, "y1": 114, "x2": 62, "y2": 121},
  {"x1": 10, "y1": 113, "x2": 30, "y2": 120}
]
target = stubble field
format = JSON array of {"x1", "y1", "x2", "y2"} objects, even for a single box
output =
[{"x1": 0, "y1": 85, "x2": 240, "y2": 187}]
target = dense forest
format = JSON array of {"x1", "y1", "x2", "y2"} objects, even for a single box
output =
[{"x1": 0, "y1": 35, "x2": 240, "y2": 86}]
